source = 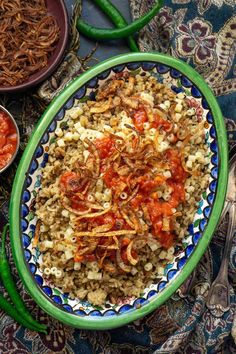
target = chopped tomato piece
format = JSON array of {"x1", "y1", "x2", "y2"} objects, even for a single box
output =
[
  {"x1": 121, "y1": 237, "x2": 131, "y2": 247},
  {"x1": 121, "y1": 248, "x2": 138, "y2": 264},
  {"x1": 102, "y1": 213, "x2": 116, "y2": 226},
  {"x1": 103, "y1": 167, "x2": 117, "y2": 188},
  {"x1": 139, "y1": 179, "x2": 160, "y2": 194},
  {"x1": 92, "y1": 213, "x2": 116, "y2": 228},
  {"x1": 151, "y1": 192, "x2": 158, "y2": 200},
  {"x1": 154, "y1": 175, "x2": 166, "y2": 184},
  {"x1": 152, "y1": 114, "x2": 172, "y2": 131},
  {"x1": 165, "y1": 149, "x2": 187, "y2": 183},
  {"x1": 2, "y1": 143, "x2": 15, "y2": 154},
  {"x1": 7, "y1": 133, "x2": 17, "y2": 144},
  {"x1": 0, "y1": 153, "x2": 11, "y2": 169},
  {"x1": 70, "y1": 198, "x2": 88, "y2": 211},
  {"x1": 0, "y1": 136, "x2": 6, "y2": 149},
  {"x1": 158, "y1": 232, "x2": 175, "y2": 249},
  {"x1": 130, "y1": 194, "x2": 143, "y2": 209},
  {"x1": 135, "y1": 175, "x2": 166, "y2": 195},
  {"x1": 141, "y1": 180, "x2": 158, "y2": 193},
  {"x1": 103, "y1": 167, "x2": 128, "y2": 190},
  {"x1": 132, "y1": 107, "x2": 148, "y2": 132},
  {"x1": 94, "y1": 137, "x2": 115, "y2": 159},
  {"x1": 0, "y1": 113, "x2": 10, "y2": 134},
  {"x1": 60, "y1": 171, "x2": 81, "y2": 193},
  {"x1": 149, "y1": 200, "x2": 173, "y2": 219},
  {"x1": 152, "y1": 218, "x2": 163, "y2": 235},
  {"x1": 167, "y1": 182, "x2": 185, "y2": 208}
]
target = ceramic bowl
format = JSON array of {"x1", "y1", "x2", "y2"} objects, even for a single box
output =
[
  {"x1": 0, "y1": 0, "x2": 69, "y2": 93},
  {"x1": 0, "y1": 105, "x2": 20, "y2": 173},
  {"x1": 10, "y1": 53, "x2": 228, "y2": 329}
]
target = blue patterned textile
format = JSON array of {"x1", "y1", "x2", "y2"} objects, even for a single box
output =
[{"x1": 0, "y1": 0, "x2": 235, "y2": 353}]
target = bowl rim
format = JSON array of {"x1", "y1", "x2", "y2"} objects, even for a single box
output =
[
  {"x1": 0, "y1": 105, "x2": 20, "y2": 173},
  {"x1": 10, "y1": 52, "x2": 228, "y2": 330},
  {"x1": 0, "y1": 0, "x2": 69, "y2": 93}
]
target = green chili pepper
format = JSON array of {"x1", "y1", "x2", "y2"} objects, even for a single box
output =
[
  {"x1": 77, "y1": 0, "x2": 163, "y2": 40},
  {"x1": 93, "y1": 0, "x2": 139, "y2": 52},
  {"x1": 0, "y1": 293, "x2": 47, "y2": 333},
  {"x1": 0, "y1": 224, "x2": 47, "y2": 332}
]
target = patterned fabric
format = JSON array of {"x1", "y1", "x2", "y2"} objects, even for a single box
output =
[{"x1": 0, "y1": 0, "x2": 235, "y2": 353}]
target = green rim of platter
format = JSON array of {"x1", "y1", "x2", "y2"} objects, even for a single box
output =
[{"x1": 10, "y1": 53, "x2": 228, "y2": 330}]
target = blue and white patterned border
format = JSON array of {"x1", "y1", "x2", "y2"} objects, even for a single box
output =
[{"x1": 20, "y1": 62, "x2": 218, "y2": 317}]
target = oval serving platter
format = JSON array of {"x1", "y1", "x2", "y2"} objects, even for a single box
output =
[{"x1": 10, "y1": 53, "x2": 228, "y2": 330}]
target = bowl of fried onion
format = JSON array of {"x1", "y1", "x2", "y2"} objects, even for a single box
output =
[{"x1": 0, "y1": 0, "x2": 69, "y2": 92}]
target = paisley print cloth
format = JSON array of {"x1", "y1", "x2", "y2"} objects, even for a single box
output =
[{"x1": 0, "y1": 0, "x2": 235, "y2": 353}]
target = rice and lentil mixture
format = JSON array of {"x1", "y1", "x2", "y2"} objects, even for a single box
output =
[{"x1": 35, "y1": 71, "x2": 210, "y2": 306}]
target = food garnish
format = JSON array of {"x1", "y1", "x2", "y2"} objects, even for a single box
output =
[{"x1": 0, "y1": 0, "x2": 60, "y2": 87}]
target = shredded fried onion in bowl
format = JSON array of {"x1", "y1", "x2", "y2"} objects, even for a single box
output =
[{"x1": 0, "y1": 0, "x2": 60, "y2": 87}]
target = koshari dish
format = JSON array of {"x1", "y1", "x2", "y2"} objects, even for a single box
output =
[{"x1": 35, "y1": 72, "x2": 209, "y2": 306}]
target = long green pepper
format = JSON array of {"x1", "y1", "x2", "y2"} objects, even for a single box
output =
[
  {"x1": 0, "y1": 224, "x2": 47, "y2": 332},
  {"x1": 93, "y1": 0, "x2": 139, "y2": 52},
  {"x1": 0, "y1": 293, "x2": 47, "y2": 333},
  {"x1": 77, "y1": 0, "x2": 163, "y2": 40}
]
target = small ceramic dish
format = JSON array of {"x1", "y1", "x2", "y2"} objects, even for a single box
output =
[
  {"x1": 0, "y1": 105, "x2": 20, "y2": 173},
  {"x1": 0, "y1": 0, "x2": 69, "y2": 93},
  {"x1": 10, "y1": 53, "x2": 228, "y2": 329}
]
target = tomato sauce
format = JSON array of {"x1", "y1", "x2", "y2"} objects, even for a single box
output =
[
  {"x1": 91, "y1": 212, "x2": 130, "y2": 232},
  {"x1": 165, "y1": 149, "x2": 187, "y2": 183},
  {"x1": 137, "y1": 175, "x2": 166, "y2": 194},
  {"x1": 70, "y1": 198, "x2": 88, "y2": 211},
  {"x1": 131, "y1": 108, "x2": 173, "y2": 133},
  {"x1": 0, "y1": 110, "x2": 18, "y2": 170},
  {"x1": 158, "y1": 232, "x2": 175, "y2": 249},
  {"x1": 128, "y1": 148, "x2": 187, "y2": 248},
  {"x1": 94, "y1": 125, "x2": 187, "y2": 251},
  {"x1": 152, "y1": 113, "x2": 172, "y2": 131},
  {"x1": 103, "y1": 167, "x2": 128, "y2": 191},
  {"x1": 132, "y1": 107, "x2": 148, "y2": 132},
  {"x1": 94, "y1": 137, "x2": 115, "y2": 159},
  {"x1": 62, "y1": 130, "x2": 188, "y2": 252},
  {"x1": 60, "y1": 171, "x2": 81, "y2": 194}
]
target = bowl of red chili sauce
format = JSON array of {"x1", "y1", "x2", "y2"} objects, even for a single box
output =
[{"x1": 0, "y1": 106, "x2": 19, "y2": 173}]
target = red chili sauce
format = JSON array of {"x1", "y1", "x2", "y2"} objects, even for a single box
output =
[{"x1": 0, "y1": 110, "x2": 18, "y2": 170}]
